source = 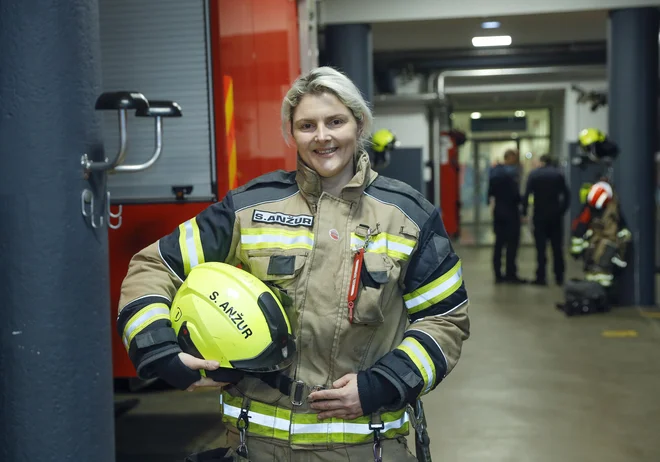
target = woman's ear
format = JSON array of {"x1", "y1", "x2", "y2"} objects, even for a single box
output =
[{"x1": 356, "y1": 119, "x2": 364, "y2": 138}]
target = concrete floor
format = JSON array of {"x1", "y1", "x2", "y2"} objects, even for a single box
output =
[{"x1": 115, "y1": 246, "x2": 660, "y2": 462}]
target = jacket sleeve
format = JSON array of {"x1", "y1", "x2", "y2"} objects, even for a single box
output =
[
  {"x1": 116, "y1": 193, "x2": 241, "y2": 378},
  {"x1": 370, "y1": 208, "x2": 469, "y2": 409}
]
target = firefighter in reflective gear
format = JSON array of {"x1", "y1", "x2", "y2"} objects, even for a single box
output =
[{"x1": 117, "y1": 67, "x2": 470, "y2": 461}]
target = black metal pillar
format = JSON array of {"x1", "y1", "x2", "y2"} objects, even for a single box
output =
[
  {"x1": 608, "y1": 8, "x2": 659, "y2": 306},
  {"x1": 323, "y1": 24, "x2": 374, "y2": 103},
  {"x1": 0, "y1": 1, "x2": 115, "y2": 461}
]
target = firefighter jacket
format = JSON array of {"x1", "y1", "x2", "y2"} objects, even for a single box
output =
[
  {"x1": 117, "y1": 151, "x2": 470, "y2": 448},
  {"x1": 570, "y1": 194, "x2": 631, "y2": 286}
]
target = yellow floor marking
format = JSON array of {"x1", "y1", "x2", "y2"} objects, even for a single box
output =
[
  {"x1": 640, "y1": 311, "x2": 660, "y2": 319},
  {"x1": 601, "y1": 330, "x2": 639, "y2": 338}
]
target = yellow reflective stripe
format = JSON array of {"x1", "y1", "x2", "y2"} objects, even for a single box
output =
[
  {"x1": 403, "y1": 260, "x2": 462, "y2": 314},
  {"x1": 220, "y1": 392, "x2": 409, "y2": 444},
  {"x1": 350, "y1": 233, "x2": 416, "y2": 261},
  {"x1": 122, "y1": 303, "x2": 170, "y2": 350},
  {"x1": 290, "y1": 408, "x2": 408, "y2": 444},
  {"x1": 396, "y1": 337, "x2": 436, "y2": 395},
  {"x1": 241, "y1": 227, "x2": 314, "y2": 251},
  {"x1": 397, "y1": 343, "x2": 428, "y2": 392},
  {"x1": 221, "y1": 394, "x2": 291, "y2": 440},
  {"x1": 178, "y1": 218, "x2": 205, "y2": 276}
]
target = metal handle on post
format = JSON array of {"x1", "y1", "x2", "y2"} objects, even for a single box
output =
[{"x1": 79, "y1": 94, "x2": 181, "y2": 230}]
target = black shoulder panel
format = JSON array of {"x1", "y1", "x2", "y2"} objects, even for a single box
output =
[
  {"x1": 365, "y1": 176, "x2": 435, "y2": 228},
  {"x1": 231, "y1": 170, "x2": 299, "y2": 211}
]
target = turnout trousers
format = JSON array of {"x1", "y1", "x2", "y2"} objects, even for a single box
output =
[{"x1": 224, "y1": 429, "x2": 418, "y2": 462}]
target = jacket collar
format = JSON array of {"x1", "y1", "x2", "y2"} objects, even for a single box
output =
[{"x1": 296, "y1": 150, "x2": 377, "y2": 208}]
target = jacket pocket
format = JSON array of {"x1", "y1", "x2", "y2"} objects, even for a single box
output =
[
  {"x1": 246, "y1": 253, "x2": 307, "y2": 283},
  {"x1": 245, "y1": 253, "x2": 307, "y2": 329},
  {"x1": 352, "y1": 252, "x2": 393, "y2": 325}
]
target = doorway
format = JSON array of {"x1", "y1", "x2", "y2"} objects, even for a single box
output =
[{"x1": 459, "y1": 137, "x2": 540, "y2": 246}]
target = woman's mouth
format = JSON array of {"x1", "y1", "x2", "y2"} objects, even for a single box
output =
[{"x1": 313, "y1": 147, "x2": 338, "y2": 156}]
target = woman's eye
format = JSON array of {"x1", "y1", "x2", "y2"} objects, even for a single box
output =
[
  {"x1": 330, "y1": 119, "x2": 344, "y2": 126},
  {"x1": 300, "y1": 123, "x2": 313, "y2": 130}
]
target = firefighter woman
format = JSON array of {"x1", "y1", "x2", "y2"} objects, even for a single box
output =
[{"x1": 117, "y1": 66, "x2": 470, "y2": 461}]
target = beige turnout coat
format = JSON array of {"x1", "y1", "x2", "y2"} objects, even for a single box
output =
[{"x1": 117, "y1": 152, "x2": 470, "y2": 449}]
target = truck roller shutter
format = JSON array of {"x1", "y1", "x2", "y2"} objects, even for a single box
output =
[{"x1": 99, "y1": 0, "x2": 215, "y2": 201}]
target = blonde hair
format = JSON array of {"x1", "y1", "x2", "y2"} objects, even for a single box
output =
[{"x1": 281, "y1": 66, "x2": 373, "y2": 152}]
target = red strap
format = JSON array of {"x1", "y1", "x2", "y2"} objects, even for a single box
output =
[{"x1": 347, "y1": 249, "x2": 364, "y2": 323}]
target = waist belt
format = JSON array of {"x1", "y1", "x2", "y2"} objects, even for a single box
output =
[{"x1": 220, "y1": 391, "x2": 410, "y2": 445}]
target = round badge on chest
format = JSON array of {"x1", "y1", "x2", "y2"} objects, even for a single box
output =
[{"x1": 329, "y1": 229, "x2": 340, "y2": 241}]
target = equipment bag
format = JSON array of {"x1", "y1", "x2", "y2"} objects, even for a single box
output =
[{"x1": 558, "y1": 279, "x2": 609, "y2": 316}]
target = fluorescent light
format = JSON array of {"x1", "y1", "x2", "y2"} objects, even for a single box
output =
[
  {"x1": 515, "y1": 110, "x2": 526, "y2": 117},
  {"x1": 481, "y1": 21, "x2": 501, "y2": 29},
  {"x1": 470, "y1": 112, "x2": 482, "y2": 119},
  {"x1": 472, "y1": 35, "x2": 512, "y2": 47}
]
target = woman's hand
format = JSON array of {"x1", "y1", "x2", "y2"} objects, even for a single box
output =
[
  {"x1": 178, "y1": 352, "x2": 228, "y2": 391},
  {"x1": 308, "y1": 373, "x2": 363, "y2": 420}
]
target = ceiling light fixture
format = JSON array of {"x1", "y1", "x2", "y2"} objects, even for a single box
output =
[
  {"x1": 515, "y1": 110, "x2": 526, "y2": 117},
  {"x1": 470, "y1": 112, "x2": 482, "y2": 120},
  {"x1": 472, "y1": 35, "x2": 512, "y2": 47},
  {"x1": 481, "y1": 21, "x2": 501, "y2": 29}
]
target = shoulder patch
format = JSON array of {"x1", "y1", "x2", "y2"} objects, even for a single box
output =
[
  {"x1": 232, "y1": 170, "x2": 299, "y2": 211},
  {"x1": 365, "y1": 176, "x2": 435, "y2": 228}
]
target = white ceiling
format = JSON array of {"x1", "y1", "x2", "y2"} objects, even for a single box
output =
[{"x1": 372, "y1": 10, "x2": 609, "y2": 51}]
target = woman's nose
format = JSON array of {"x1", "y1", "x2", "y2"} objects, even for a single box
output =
[{"x1": 315, "y1": 126, "x2": 329, "y2": 141}]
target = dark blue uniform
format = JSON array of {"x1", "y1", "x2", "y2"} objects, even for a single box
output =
[
  {"x1": 488, "y1": 164, "x2": 522, "y2": 281},
  {"x1": 523, "y1": 165, "x2": 570, "y2": 284}
]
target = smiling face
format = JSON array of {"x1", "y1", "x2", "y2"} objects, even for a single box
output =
[{"x1": 291, "y1": 92, "x2": 359, "y2": 179}]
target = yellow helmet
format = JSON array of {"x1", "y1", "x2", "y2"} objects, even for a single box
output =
[
  {"x1": 577, "y1": 128, "x2": 618, "y2": 165},
  {"x1": 372, "y1": 128, "x2": 398, "y2": 153},
  {"x1": 170, "y1": 262, "x2": 296, "y2": 382},
  {"x1": 578, "y1": 128, "x2": 606, "y2": 148}
]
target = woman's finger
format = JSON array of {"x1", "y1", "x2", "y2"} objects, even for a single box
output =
[
  {"x1": 309, "y1": 398, "x2": 344, "y2": 411},
  {"x1": 332, "y1": 374, "x2": 353, "y2": 389},
  {"x1": 308, "y1": 387, "x2": 342, "y2": 403},
  {"x1": 178, "y1": 352, "x2": 220, "y2": 371}
]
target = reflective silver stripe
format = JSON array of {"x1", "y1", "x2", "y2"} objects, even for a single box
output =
[
  {"x1": 221, "y1": 395, "x2": 408, "y2": 437},
  {"x1": 401, "y1": 338, "x2": 435, "y2": 394},
  {"x1": 291, "y1": 413, "x2": 409, "y2": 436},
  {"x1": 387, "y1": 240, "x2": 415, "y2": 255},
  {"x1": 117, "y1": 294, "x2": 171, "y2": 320},
  {"x1": 122, "y1": 305, "x2": 170, "y2": 349},
  {"x1": 184, "y1": 220, "x2": 199, "y2": 268},
  {"x1": 222, "y1": 401, "x2": 290, "y2": 431},
  {"x1": 158, "y1": 240, "x2": 183, "y2": 282},
  {"x1": 404, "y1": 266, "x2": 462, "y2": 311},
  {"x1": 241, "y1": 233, "x2": 314, "y2": 247},
  {"x1": 407, "y1": 327, "x2": 450, "y2": 379},
  {"x1": 351, "y1": 235, "x2": 415, "y2": 256}
]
